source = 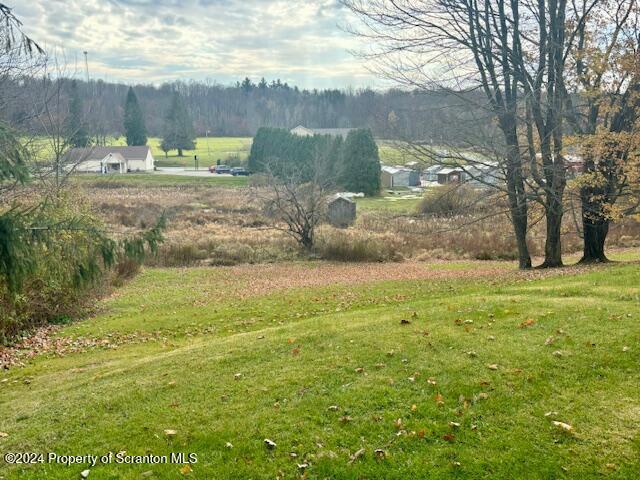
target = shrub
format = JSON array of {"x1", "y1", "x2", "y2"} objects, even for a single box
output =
[
  {"x1": 315, "y1": 228, "x2": 401, "y2": 262},
  {"x1": 417, "y1": 184, "x2": 490, "y2": 217}
]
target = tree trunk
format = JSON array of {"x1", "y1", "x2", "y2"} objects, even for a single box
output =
[
  {"x1": 540, "y1": 201, "x2": 563, "y2": 268},
  {"x1": 178, "y1": 148, "x2": 183, "y2": 157},
  {"x1": 580, "y1": 219, "x2": 609, "y2": 263},
  {"x1": 579, "y1": 186, "x2": 609, "y2": 263},
  {"x1": 512, "y1": 209, "x2": 532, "y2": 270}
]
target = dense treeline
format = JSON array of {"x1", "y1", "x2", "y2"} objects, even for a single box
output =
[
  {"x1": 248, "y1": 127, "x2": 381, "y2": 196},
  {"x1": 4, "y1": 75, "x2": 489, "y2": 141}
]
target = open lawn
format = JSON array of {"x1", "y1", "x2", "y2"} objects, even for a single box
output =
[{"x1": 1, "y1": 254, "x2": 639, "y2": 479}]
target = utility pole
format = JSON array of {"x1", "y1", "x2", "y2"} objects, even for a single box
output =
[{"x1": 83, "y1": 51, "x2": 89, "y2": 82}]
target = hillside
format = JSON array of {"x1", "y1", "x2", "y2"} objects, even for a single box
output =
[{"x1": 1, "y1": 257, "x2": 639, "y2": 479}]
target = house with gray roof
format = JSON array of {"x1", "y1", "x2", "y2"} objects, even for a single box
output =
[
  {"x1": 66, "y1": 146, "x2": 155, "y2": 173},
  {"x1": 290, "y1": 125, "x2": 354, "y2": 138}
]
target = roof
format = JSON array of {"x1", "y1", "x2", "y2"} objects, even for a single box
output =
[
  {"x1": 438, "y1": 167, "x2": 464, "y2": 175},
  {"x1": 291, "y1": 125, "x2": 354, "y2": 137},
  {"x1": 103, "y1": 152, "x2": 126, "y2": 163},
  {"x1": 382, "y1": 165, "x2": 418, "y2": 175},
  {"x1": 424, "y1": 164, "x2": 444, "y2": 173},
  {"x1": 328, "y1": 193, "x2": 356, "y2": 204},
  {"x1": 65, "y1": 146, "x2": 151, "y2": 162}
]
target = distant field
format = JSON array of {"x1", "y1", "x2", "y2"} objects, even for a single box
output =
[
  {"x1": 28, "y1": 136, "x2": 415, "y2": 167},
  {"x1": 113, "y1": 136, "x2": 253, "y2": 168}
]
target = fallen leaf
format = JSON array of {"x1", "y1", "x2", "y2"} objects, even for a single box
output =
[
  {"x1": 234, "y1": 373, "x2": 242, "y2": 380},
  {"x1": 264, "y1": 438, "x2": 277, "y2": 449},
  {"x1": 80, "y1": 470, "x2": 90, "y2": 479},
  {"x1": 622, "y1": 346, "x2": 630, "y2": 352},
  {"x1": 0, "y1": 432, "x2": 8, "y2": 438},
  {"x1": 179, "y1": 464, "x2": 192, "y2": 475},
  {"x1": 328, "y1": 405, "x2": 340, "y2": 411},
  {"x1": 449, "y1": 422, "x2": 461, "y2": 428},
  {"x1": 225, "y1": 442, "x2": 233, "y2": 449},
  {"x1": 552, "y1": 421, "x2": 573, "y2": 433},
  {"x1": 355, "y1": 367, "x2": 364, "y2": 374},
  {"x1": 374, "y1": 449, "x2": 386, "y2": 459},
  {"x1": 435, "y1": 393, "x2": 444, "y2": 405},
  {"x1": 348, "y1": 448, "x2": 365, "y2": 464},
  {"x1": 297, "y1": 462, "x2": 309, "y2": 470},
  {"x1": 340, "y1": 415, "x2": 353, "y2": 423},
  {"x1": 487, "y1": 364, "x2": 499, "y2": 370},
  {"x1": 520, "y1": 319, "x2": 535, "y2": 328},
  {"x1": 442, "y1": 433, "x2": 455, "y2": 442},
  {"x1": 417, "y1": 429, "x2": 426, "y2": 438},
  {"x1": 394, "y1": 418, "x2": 403, "y2": 429},
  {"x1": 164, "y1": 429, "x2": 177, "y2": 437},
  {"x1": 552, "y1": 350, "x2": 563, "y2": 357},
  {"x1": 544, "y1": 336, "x2": 555, "y2": 345},
  {"x1": 400, "y1": 319, "x2": 411, "y2": 325},
  {"x1": 292, "y1": 347, "x2": 300, "y2": 355},
  {"x1": 411, "y1": 404, "x2": 417, "y2": 412}
]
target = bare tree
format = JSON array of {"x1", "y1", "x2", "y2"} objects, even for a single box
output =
[
  {"x1": 342, "y1": 0, "x2": 613, "y2": 269},
  {"x1": 562, "y1": 0, "x2": 639, "y2": 262},
  {"x1": 252, "y1": 151, "x2": 335, "y2": 250}
]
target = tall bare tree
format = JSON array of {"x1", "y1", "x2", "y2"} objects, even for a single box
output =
[{"x1": 343, "y1": 0, "x2": 614, "y2": 268}]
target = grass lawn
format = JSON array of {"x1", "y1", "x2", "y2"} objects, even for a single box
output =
[
  {"x1": 1, "y1": 256, "x2": 639, "y2": 479},
  {"x1": 70, "y1": 173, "x2": 249, "y2": 188}
]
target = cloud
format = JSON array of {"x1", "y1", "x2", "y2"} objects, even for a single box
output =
[{"x1": 11, "y1": 0, "x2": 376, "y2": 88}]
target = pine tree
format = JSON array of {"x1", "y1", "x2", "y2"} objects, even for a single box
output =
[
  {"x1": 161, "y1": 91, "x2": 195, "y2": 156},
  {"x1": 340, "y1": 129, "x2": 381, "y2": 196},
  {"x1": 66, "y1": 80, "x2": 89, "y2": 148},
  {"x1": 123, "y1": 87, "x2": 147, "y2": 146}
]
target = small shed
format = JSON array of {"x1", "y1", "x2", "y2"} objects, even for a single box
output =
[
  {"x1": 327, "y1": 194, "x2": 356, "y2": 228},
  {"x1": 381, "y1": 165, "x2": 421, "y2": 188},
  {"x1": 437, "y1": 167, "x2": 464, "y2": 184}
]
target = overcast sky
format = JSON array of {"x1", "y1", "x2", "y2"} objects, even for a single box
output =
[{"x1": 13, "y1": 0, "x2": 377, "y2": 89}]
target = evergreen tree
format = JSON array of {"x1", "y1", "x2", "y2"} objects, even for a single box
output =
[
  {"x1": 66, "y1": 80, "x2": 89, "y2": 148},
  {"x1": 123, "y1": 87, "x2": 147, "y2": 146},
  {"x1": 340, "y1": 129, "x2": 381, "y2": 196},
  {"x1": 161, "y1": 91, "x2": 195, "y2": 156}
]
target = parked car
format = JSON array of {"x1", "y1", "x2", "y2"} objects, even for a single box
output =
[
  {"x1": 214, "y1": 165, "x2": 231, "y2": 174},
  {"x1": 231, "y1": 167, "x2": 249, "y2": 176}
]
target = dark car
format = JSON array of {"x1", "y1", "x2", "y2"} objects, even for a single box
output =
[
  {"x1": 231, "y1": 167, "x2": 249, "y2": 176},
  {"x1": 214, "y1": 165, "x2": 231, "y2": 174}
]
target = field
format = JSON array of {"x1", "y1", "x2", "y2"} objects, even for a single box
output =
[
  {"x1": 1, "y1": 255, "x2": 640, "y2": 479},
  {"x1": 28, "y1": 136, "x2": 415, "y2": 168}
]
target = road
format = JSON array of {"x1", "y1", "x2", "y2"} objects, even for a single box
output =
[{"x1": 154, "y1": 167, "x2": 231, "y2": 177}]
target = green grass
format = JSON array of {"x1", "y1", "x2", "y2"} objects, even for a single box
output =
[
  {"x1": 1, "y1": 259, "x2": 639, "y2": 479},
  {"x1": 127, "y1": 137, "x2": 252, "y2": 167},
  {"x1": 71, "y1": 173, "x2": 249, "y2": 188},
  {"x1": 28, "y1": 135, "x2": 412, "y2": 168},
  {"x1": 356, "y1": 195, "x2": 422, "y2": 214}
]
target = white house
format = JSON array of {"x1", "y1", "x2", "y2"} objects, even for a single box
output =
[
  {"x1": 290, "y1": 125, "x2": 354, "y2": 138},
  {"x1": 66, "y1": 146, "x2": 155, "y2": 173}
]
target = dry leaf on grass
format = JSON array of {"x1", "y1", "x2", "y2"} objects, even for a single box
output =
[
  {"x1": 551, "y1": 421, "x2": 574, "y2": 433},
  {"x1": 348, "y1": 448, "x2": 365, "y2": 464}
]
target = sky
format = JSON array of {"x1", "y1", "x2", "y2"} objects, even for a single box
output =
[{"x1": 12, "y1": 0, "x2": 377, "y2": 89}]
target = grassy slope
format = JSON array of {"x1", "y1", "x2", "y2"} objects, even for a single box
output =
[{"x1": 1, "y1": 259, "x2": 639, "y2": 479}]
